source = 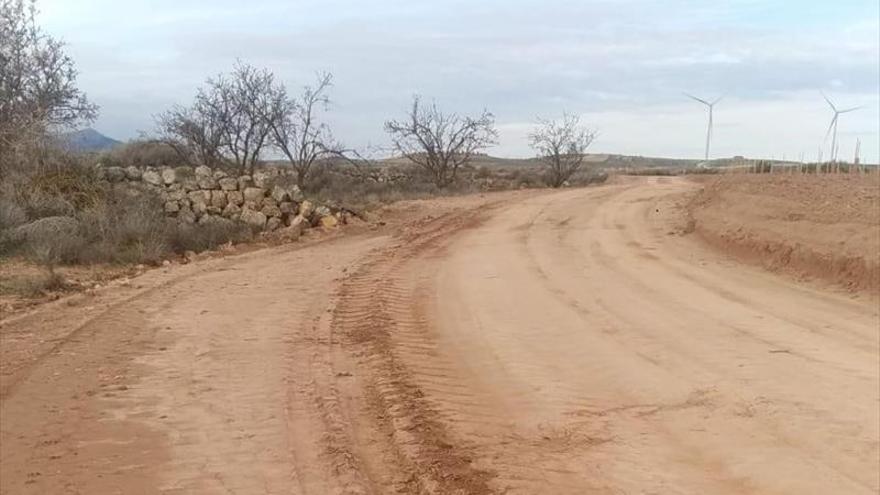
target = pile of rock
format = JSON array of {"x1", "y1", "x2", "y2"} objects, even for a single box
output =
[{"x1": 98, "y1": 164, "x2": 346, "y2": 232}]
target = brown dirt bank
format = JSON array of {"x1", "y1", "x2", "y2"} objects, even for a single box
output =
[{"x1": 687, "y1": 174, "x2": 880, "y2": 292}]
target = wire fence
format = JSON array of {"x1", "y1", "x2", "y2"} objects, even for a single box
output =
[{"x1": 718, "y1": 161, "x2": 880, "y2": 175}]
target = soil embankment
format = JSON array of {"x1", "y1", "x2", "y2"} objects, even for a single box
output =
[{"x1": 687, "y1": 173, "x2": 880, "y2": 291}]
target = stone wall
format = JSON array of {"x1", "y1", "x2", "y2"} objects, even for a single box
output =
[{"x1": 97, "y1": 165, "x2": 344, "y2": 232}]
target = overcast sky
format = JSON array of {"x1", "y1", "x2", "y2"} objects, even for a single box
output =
[{"x1": 41, "y1": 0, "x2": 879, "y2": 160}]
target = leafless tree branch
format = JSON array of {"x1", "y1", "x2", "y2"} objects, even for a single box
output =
[
  {"x1": 529, "y1": 113, "x2": 597, "y2": 187},
  {"x1": 266, "y1": 71, "x2": 338, "y2": 186},
  {"x1": 384, "y1": 96, "x2": 497, "y2": 188},
  {"x1": 0, "y1": 0, "x2": 98, "y2": 170},
  {"x1": 155, "y1": 61, "x2": 279, "y2": 174}
]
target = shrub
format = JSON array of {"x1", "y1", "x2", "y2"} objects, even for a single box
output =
[
  {"x1": 0, "y1": 269, "x2": 66, "y2": 298},
  {"x1": 8, "y1": 216, "x2": 85, "y2": 265},
  {"x1": 1, "y1": 175, "x2": 253, "y2": 266},
  {"x1": 75, "y1": 187, "x2": 172, "y2": 264},
  {"x1": 170, "y1": 218, "x2": 252, "y2": 253},
  {"x1": 0, "y1": 192, "x2": 26, "y2": 231}
]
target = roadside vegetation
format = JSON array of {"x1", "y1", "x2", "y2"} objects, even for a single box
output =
[{"x1": 0, "y1": 0, "x2": 610, "y2": 305}]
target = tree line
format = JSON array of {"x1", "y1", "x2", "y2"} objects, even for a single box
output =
[{"x1": 2, "y1": 0, "x2": 597, "y2": 188}]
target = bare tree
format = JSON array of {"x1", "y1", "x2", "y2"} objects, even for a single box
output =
[
  {"x1": 156, "y1": 61, "x2": 279, "y2": 174},
  {"x1": 155, "y1": 104, "x2": 225, "y2": 168},
  {"x1": 212, "y1": 62, "x2": 278, "y2": 174},
  {"x1": 384, "y1": 96, "x2": 497, "y2": 188},
  {"x1": 0, "y1": 0, "x2": 97, "y2": 165},
  {"x1": 266, "y1": 72, "x2": 337, "y2": 185},
  {"x1": 329, "y1": 145, "x2": 386, "y2": 183},
  {"x1": 529, "y1": 113, "x2": 597, "y2": 188}
]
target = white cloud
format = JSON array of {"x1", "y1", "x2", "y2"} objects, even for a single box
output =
[{"x1": 36, "y1": 0, "x2": 880, "y2": 160}]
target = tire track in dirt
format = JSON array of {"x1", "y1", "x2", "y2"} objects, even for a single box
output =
[
  {"x1": 353, "y1": 192, "x2": 621, "y2": 494},
  {"x1": 331, "y1": 209, "x2": 503, "y2": 494}
]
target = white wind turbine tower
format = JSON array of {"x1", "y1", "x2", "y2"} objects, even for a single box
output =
[
  {"x1": 685, "y1": 93, "x2": 723, "y2": 161},
  {"x1": 821, "y1": 91, "x2": 861, "y2": 162}
]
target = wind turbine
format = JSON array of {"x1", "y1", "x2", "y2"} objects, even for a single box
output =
[
  {"x1": 685, "y1": 93, "x2": 723, "y2": 161},
  {"x1": 821, "y1": 92, "x2": 861, "y2": 162}
]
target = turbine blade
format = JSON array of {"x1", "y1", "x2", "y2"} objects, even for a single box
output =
[
  {"x1": 712, "y1": 95, "x2": 724, "y2": 105},
  {"x1": 824, "y1": 115, "x2": 837, "y2": 141},
  {"x1": 820, "y1": 91, "x2": 837, "y2": 111},
  {"x1": 838, "y1": 106, "x2": 863, "y2": 113},
  {"x1": 684, "y1": 93, "x2": 710, "y2": 105}
]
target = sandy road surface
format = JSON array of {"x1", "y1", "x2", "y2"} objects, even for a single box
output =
[{"x1": 1, "y1": 177, "x2": 878, "y2": 494}]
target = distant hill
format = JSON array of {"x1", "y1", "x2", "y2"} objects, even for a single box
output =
[
  {"x1": 381, "y1": 153, "x2": 700, "y2": 170},
  {"x1": 57, "y1": 128, "x2": 122, "y2": 152}
]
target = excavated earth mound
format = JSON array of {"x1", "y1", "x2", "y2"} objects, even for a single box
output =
[{"x1": 687, "y1": 173, "x2": 880, "y2": 291}]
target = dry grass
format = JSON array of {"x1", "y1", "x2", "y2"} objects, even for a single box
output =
[
  {"x1": 1, "y1": 156, "x2": 253, "y2": 271},
  {"x1": 97, "y1": 139, "x2": 181, "y2": 168},
  {"x1": 303, "y1": 161, "x2": 607, "y2": 212},
  {"x1": 0, "y1": 268, "x2": 66, "y2": 298}
]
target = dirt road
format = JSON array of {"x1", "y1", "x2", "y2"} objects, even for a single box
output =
[{"x1": 2, "y1": 177, "x2": 878, "y2": 494}]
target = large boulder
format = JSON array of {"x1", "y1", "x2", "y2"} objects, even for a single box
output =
[
  {"x1": 226, "y1": 190, "x2": 244, "y2": 206},
  {"x1": 288, "y1": 184, "x2": 304, "y2": 202},
  {"x1": 240, "y1": 207, "x2": 267, "y2": 229},
  {"x1": 192, "y1": 201, "x2": 207, "y2": 217},
  {"x1": 286, "y1": 214, "x2": 308, "y2": 229},
  {"x1": 311, "y1": 205, "x2": 333, "y2": 227},
  {"x1": 188, "y1": 191, "x2": 209, "y2": 217},
  {"x1": 161, "y1": 167, "x2": 177, "y2": 185},
  {"x1": 210, "y1": 190, "x2": 228, "y2": 208},
  {"x1": 197, "y1": 175, "x2": 218, "y2": 190},
  {"x1": 298, "y1": 200, "x2": 314, "y2": 218},
  {"x1": 265, "y1": 216, "x2": 283, "y2": 232},
  {"x1": 194, "y1": 165, "x2": 213, "y2": 178},
  {"x1": 218, "y1": 177, "x2": 238, "y2": 191},
  {"x1": 253, "y1": 171, "x2": 271, "y2": 188},
  {"x1": 314, "y1": 205, "x2": 332, "y2": 218},
  {"x1": 177, "y1": 208, "x2": 196, "y2": 224},
  {"x1": 261, "y1": 204, "x2": 282, "y2": 218},
  {"x1": 222, "y1": 203, "x2": 242, "y2": 219},
  {"x1": 198, "y1": 214, "x2": 234, "y2": 229},
  {"x1": 177, "y1": 167, "x2": 198, "y2": 191},
  {"x1": 238, "y1": 175, "x2": 254, "y2": 190},
  {"x1": 142, "y1": 168, "x2": 163, "y2": 186},
  {"x1": 104, "y1": 166, "x2": 126, "y2": 182},
  {"x1": 187, "y1": 190, "x2": 210, "y2": 205},
  {"x1": 167, "y1": 189, "x2": 187, "y2": 202},
  {"x1": 271, "y1": 184, "x2": 290, "y2": 203},
  {"x1": 124, "y1": 166, "x2": 141, "y2": 180},
  {"x1": 319, "y1": 215, "x2": 338, "y2": 229},
  {"x1": 195, "y1": 165, "x2": 217, "y2": 189},
  {"x1": 242, "y1": 187, "x2": 265, "y2": 203}
]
